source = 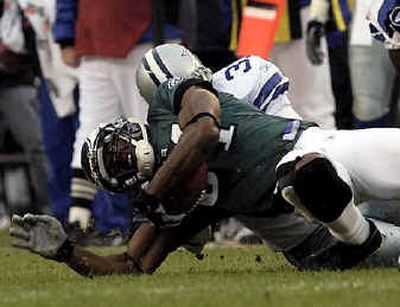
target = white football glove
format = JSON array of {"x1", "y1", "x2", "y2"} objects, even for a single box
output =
[{"x1": 10, "y1": 214, "x2": 69, "y2": 260}]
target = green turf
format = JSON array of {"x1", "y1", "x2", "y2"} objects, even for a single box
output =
[{"x1": 0, "y1": 231, "x2": 400, "y2": 307}]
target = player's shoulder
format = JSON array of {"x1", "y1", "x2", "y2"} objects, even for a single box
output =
[
  {"x1": 213, "y1": 55, "x2": 281, "y2": 85},
  {"x1": 152, "y1": 76, "x2": 218, "y2": 114},
  {"x1": 149, "y1": 77, "x2": 186, "y2": 112}
]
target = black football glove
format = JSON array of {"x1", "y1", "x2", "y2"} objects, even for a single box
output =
[
  {"x1": 133, "y1": 189, "x2": 187, "y2": 228},
  {"x1": 306, "y1": 20, "x2": 325, "y2": 66}
]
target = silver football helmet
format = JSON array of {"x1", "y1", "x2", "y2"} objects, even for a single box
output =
[
  {"x1": 136, "y1": 43, "x2": 213, "y2": 103},
  {"x1": 81, "y1": 118, "x2": 155, "y2": 193}
]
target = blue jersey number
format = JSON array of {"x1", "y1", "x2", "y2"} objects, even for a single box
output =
[{"x1": 224, "y1": 58, "x2": 252, "y2": 81}]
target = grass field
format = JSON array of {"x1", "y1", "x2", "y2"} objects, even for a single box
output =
[{"x1": 1, "y1": 232, "x2": 400, "y2": 307}]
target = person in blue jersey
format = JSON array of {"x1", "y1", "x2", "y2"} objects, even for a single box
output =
[{"x1": 9, "y1": 44, "x2": 400, "y2": 276}]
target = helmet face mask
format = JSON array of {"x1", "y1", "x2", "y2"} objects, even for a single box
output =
[
  {"x1": 102, "y1": 131, "x2": 139, "y2": 182},
  {"x1": 136, "y1": 43, "x2": 212, "y2": 103},
  {"x1": 81, "y1": 118, "x2": 155, "y2": 193}
]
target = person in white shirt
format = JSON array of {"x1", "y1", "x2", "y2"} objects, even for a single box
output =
[
  {"x1": 368, "y1": 0, "x2": 400, "y2": 72},
  {"x1": 351, "y1": 0, "x2": 397, "y2": 128}
]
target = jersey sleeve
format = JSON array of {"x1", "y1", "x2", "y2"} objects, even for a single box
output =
[
  {"x1": 212, "y1": 56, "x2": 290, "y2": 115},
  {"x1": 368, "y1": 0, "x2": 400, "y2": 49},
  {"x1": 151, "y1": 77, "x2": 217, "y2": 115}
]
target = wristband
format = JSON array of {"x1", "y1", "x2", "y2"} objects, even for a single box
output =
[{"x1": 53, "y1": 239, "x2": 75, "y2": 262}]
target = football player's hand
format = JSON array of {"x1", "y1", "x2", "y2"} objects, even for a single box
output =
[
  {"x1": 306, "y1": 20, "x2": 325, "y2": 65},
  {"x1": 61, "y1": 47, "x2": 80, "y2": 67},
  {"x1": 133, "y1": 189, "x2": 187, "y2": 228},
  {"x1": 146, "y1": 203, "x2": 187, "y2": 229},
  {"x1": 10, "y1": 214, "x2": 68, "y2": 259}
]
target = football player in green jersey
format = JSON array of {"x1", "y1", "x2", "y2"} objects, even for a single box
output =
[{"x1": 10, "y1": 44, "x2": 400, "y2": 276}]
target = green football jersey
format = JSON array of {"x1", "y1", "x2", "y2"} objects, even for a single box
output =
[{"x1": 147, "y1": 78, "x2": 314, "y2": 216}]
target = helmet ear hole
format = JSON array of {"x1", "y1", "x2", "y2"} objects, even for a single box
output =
[{"x1": 135, "y1": 140, "x2": 155, "y2": 179}]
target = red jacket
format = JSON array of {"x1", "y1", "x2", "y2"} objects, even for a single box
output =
[{"x1": 75, "y1": 0, "x2": 152, "y2": 58}]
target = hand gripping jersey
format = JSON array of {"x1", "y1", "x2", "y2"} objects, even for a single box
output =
[
  {"x1": 212, "y1": 56, "x2": 301, "y2": 120},
  {"x1": 147, "y1": 78, "x2": 315, "y2": 216},
  {"x1": 368, "y1": 0, "x2": 400, "y2": 49}
]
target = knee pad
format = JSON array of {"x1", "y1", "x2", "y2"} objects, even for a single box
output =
[{"x1": 293, "y1": 157, "x2": 352, "y2": 223}]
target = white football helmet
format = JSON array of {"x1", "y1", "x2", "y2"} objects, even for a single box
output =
[
  {"x1": 136, "y1": 43, "x2": 212, "y2": 103},
  {"x1": 81, "y1": 118, "x2": 155, "y2": 193}
]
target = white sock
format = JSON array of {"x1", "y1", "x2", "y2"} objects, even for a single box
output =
[
  {"x1": 68, "y1": 207, "x2": 92, "y2": 230},
  {"x1": 326, "y1": 201, "x2": 370, "y2": 245}
]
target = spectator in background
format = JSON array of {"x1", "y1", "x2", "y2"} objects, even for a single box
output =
[
  {"x1": 350, "y1": 0, "x2": 396, "y2": 128},
  {"x1": 308, "y1": 0, "x2": 398, "y2": 129},
  {"x1": 180, "y1": 0, "x2": 239, "y2": 72},
  {"x1": 12, "y1": 0, "x2": 79, "y2": 223},
  {"x1": 0, "y1": 0, "x2": 50, "y2": 217},
  {"x1": 264, "y1": 0, "x2": 335, "y2": 129},
  {"x1": 306, "y1": 0, "x2": 354, "y2": 129},
  {"x1": 180, "y1": 0, "x2": 337, "y2": 129},
  {"x1": 2, "y1": 0, "x2": 132, "y2": 244},
  {"x1": 53, "y1": 0, "x2": 181, "y2": 241}
]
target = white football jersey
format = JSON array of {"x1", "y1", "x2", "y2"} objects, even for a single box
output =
[
  {"x1": 368, "y1": 0, "x2": 400, "y2": 49},
  {"x1": 212, "y1": 56, "x2": 301, "y2": 119}
]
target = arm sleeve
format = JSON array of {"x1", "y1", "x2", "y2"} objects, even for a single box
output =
[
  {"x1": 53, "y1": 0, "x2": 78, "y2": 47},
  {"x1": 153, "y1": 78, "x2": 218, "y2": 115}
]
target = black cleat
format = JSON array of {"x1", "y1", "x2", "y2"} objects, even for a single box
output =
[{"x1": 305, "y1": 219, "x2": 383, "y2": 270}]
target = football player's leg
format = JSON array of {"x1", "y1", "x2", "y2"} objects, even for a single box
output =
[
  {"x1": 0, "y1": 86, "x2": 50, "y2": 213},
  {"x1": 114, "y1": 42, "x2": 150, "y2": 121},
  {"x1": 360, "y1": 218, "x2": 400, "y2": 268},
  {"x1": 389, "y1": 49, "x2": 400, "y2": 73},
  {"x1": 314, "y1": 128, "x2": 400, "y2": 202},
  {"x1": 69, "y1": 58, "x2": 122, "y2": 232},
  {"x1": 277, "y1": 153, "x2": 382, "y2": 268},
  {"x1": 282, "y1": 218, "x2": 400, "y2": 270},
  {"x1": 350, "y1": 42, "x2": 395, "y2": 128}
]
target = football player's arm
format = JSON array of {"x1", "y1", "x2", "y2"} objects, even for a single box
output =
[
  {"x1": 145, "y1": 85, "x2": 221, "y2": 201},
  {"x1": 9, "y1": 214, "x2": 180, "y2": 277},
  {"x1": 64, "y1": 205, "x2": 227, "y2": 276},
  {"x1": 64, "y1": 221, "x2": 180, "y2": 277}
]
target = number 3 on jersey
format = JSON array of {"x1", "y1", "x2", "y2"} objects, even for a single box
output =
[
  {"x1": 224, "y1": 58, "x2": 252, "y2": 81},
  {"x1": 171, "y1": 123, "x2": 235, "y2": 151}
]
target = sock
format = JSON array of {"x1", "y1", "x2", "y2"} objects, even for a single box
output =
[
  {"x1": 326, "y1": 201, "x2": 370, "y2": 245},
  {"x1": 68, "y1": 168, "x2": 96, "y2": 230}
]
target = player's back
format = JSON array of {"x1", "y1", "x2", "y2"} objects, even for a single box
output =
[
  {"x1": 212, "y1": 56, "x2": 300, "y2": 119},
  {"x1": 148, "y1": 79, "x2": 314, "y2": 215}
]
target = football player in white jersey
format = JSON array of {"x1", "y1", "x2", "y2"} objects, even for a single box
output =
[
  {"x1": 368, "y1": 0, "x2": 400, "y2": 71},
  {"x1": 211, "y1": 54, "x2": 400, "y2": 265},
  {"x1": 9, "y1": 44, "x2": 400, "y2": 275},
  {"x1": 212, "y1": 56, "x2": 301, "y2": 120}
]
